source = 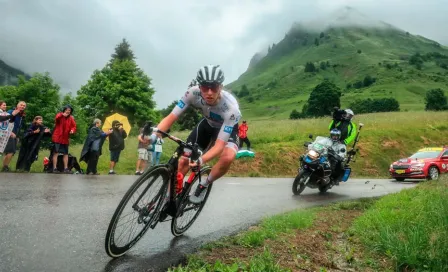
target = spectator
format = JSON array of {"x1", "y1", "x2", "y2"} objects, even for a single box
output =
[
  {"x1": 2, "y1": 101, "x2": 26, "y2": 172},
  {"x1": 51, "y1": 105, "x2": 76, "y2": 174},
  {"x1": 80, "y1": 119, "x2": 112, "y2": 175},
  {"x1": 0, "y1": 100, "x2": 6, "y2": 114},
  {"x1": 0, "y1": 101, "x2": 20, "y2": 122},
  {"x1": 238, "y1": 120, "x2": 251, "y2": 151},
  {"x1": 16, "y1": 116, "x2": 51, "y2": 172},
  {"x1": 108, "y1": 120, "x2": 128, "y2": 175},
  {"x1": 135, "y1": 127, "x2": 151, "y2": 175},
  {"x1": 152, "y1": 135, "x2": 164, "y2": 166}
]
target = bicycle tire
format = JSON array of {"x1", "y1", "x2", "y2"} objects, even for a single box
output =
[
  {"x1": 105, "y1": 166, "x2": 170, "y2": 258},
  {"x1": 171, "y1": 166, "x2": 213, "y2": 237}
]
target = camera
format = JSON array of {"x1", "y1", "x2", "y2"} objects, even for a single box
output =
[
  {"x1": 332, "y1": 107, "x2": 346, "y2": 121},
  {"x1": 142, "y1": 121, "x2": 153, "y2": 136}
]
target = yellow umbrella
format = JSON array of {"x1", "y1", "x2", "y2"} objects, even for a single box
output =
[{"x1": 102, "y1": 113, "x2": 132, "y2": 136}]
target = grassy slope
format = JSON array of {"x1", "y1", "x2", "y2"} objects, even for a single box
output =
[
  {"x1": 10, "y1": 111, "x2": 448, "y2": 179},
  {"x1": 226, "y1": 26, "x2": 448, "y2": 120},
  {"x1": 170, "y1": 178, "x2": 447, "y2": 272},
  {"x1": 352, "y1": 178, "x2": 448, "y2": 271}
]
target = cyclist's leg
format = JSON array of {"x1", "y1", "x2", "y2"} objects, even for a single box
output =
[
  {"x1": 207, "y1": 142, "x2": 237, "y2": 183},
  {"x1": 178, "y1": 119, "x2": 214, "y2": 176},
  {"x1": 189, "y1": 124, "x2": 238, "y2": 204}
]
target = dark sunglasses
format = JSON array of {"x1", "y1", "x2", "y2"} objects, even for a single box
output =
[{"x1": 199, "y1": 84, "x2": 220, "y2": 93}]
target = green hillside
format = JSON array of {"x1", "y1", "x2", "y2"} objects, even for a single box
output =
[{"x1": 227, "y1": 22, "x2": 448, "y2": 120}]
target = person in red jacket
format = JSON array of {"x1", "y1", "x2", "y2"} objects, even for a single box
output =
[
  {"x1": 51, "y1": 105, "x2": 77, "y2": 173},
  {"x1": 238, "y1": 120, "x2": 251, "y2": 151}
]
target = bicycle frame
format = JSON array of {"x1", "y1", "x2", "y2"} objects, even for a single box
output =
[{"x1": 138, "y1": 127, "x2": 205, "y2": 229}]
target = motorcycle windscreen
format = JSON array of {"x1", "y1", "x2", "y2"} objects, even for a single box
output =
[{"x1": 342, "y1": 167, "x2": 351, "y2": 182}]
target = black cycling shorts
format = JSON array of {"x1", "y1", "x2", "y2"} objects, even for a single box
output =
[{"x1": 186, "y1": 118, "x2": 239, "y2": 153}]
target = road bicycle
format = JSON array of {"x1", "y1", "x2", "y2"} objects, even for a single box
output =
[{"x1": 105, "y1": 126, "x2": 213, "y2": 258}]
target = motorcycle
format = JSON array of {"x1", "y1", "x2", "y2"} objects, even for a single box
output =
[{"x1": 292, "y1": 123, "x2": 364, "y2": 195}]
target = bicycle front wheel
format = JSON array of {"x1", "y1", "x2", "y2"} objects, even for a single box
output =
[
  {"x1": 105, "y1": 166, "x2": 170, "y2": 258},
  {"x1": 171, "y1": 166, "x2": 213, "y2": 237}
]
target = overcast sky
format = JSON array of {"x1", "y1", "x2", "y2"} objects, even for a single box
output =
[{"x1": 1, "y1": 0, "x2": 447, "y2": 109}]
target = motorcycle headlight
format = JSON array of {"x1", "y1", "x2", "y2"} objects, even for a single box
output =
[{"x1": 307, "y1": 150, "x2": 320, "y2": 160}]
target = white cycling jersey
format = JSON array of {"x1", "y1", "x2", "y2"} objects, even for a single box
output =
[{"x1": 171, "y1": 86, "x2": 242, "y2": 142}]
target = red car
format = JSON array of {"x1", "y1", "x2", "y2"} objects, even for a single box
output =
[{"x1": 389, "y1": 147, "x2": 448, "y2": 181}]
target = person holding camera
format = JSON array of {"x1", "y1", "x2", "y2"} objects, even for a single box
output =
[
  {"x1": 328, "y1": 108, "x2": 357, "y2": 185},
  {"x1": 135, "y1": 127, "x2": 152, "y2": 175},
  {"x1": 15, "y1": 116, "x2": 51, "y2": 172},
  {"x1": 329, "y1": 108, "x2": 356, "y2": 145},
  {"x1": 108, "y1": 120, "x2": 128, "y2": 175},
  {"x1": 80, "y1": 119, "x2": 112, "y2": 175}
]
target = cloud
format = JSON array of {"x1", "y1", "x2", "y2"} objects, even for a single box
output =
[{"x1": 0, "y1": 0, "x2": 447, "y2": 109}]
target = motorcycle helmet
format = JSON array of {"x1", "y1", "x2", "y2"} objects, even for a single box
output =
[
  {"x1": 330, "y1": 128, "x2": 341, "y2": 142},
  {"x1": 344, "y1": 109, "x2": 354, "y2": 120}
]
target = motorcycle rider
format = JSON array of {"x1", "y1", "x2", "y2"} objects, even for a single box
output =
[
  {"x1": 329, "y1": 108, "x2": 357, "y2": 145},
  {"x1": 328, "y1": 128, "x2": 347, "y2": 185}
]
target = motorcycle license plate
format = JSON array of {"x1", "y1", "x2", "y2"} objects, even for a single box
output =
[{"x1": 395, "y1": 170, "x2": 405, "y2": 174}]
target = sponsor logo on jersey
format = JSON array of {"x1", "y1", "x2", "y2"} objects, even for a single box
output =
[
  {"x1": 221, "y1": 103, "x2": 229, "y2": 112},
  {"x1": 210, "y1": 111, "x2": 224, "y2": 122},
  {"x1": 177, "y1": 100, "x2": 185, "y2": 109},
  {"x1": 229, "y1": 114, "x2": 235, "y2": 120},
  {"x1": 223, "y1": 126, "x2": 233, "y2": 134}
]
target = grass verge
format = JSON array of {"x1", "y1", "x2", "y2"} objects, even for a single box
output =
[
  {"x1": 169, "y1": 178, "x2": 447, "y2": 271},
  {"x1": 351, "y1": 177, "x2": 448, "y2": 271},
  {"x1": 6, "y1": 111, "x2": 448, "y2": 178}
]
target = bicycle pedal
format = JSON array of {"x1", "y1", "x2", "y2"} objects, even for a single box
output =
[{"x1": 158, "y1": 212, "x2": 169, "y2": 222}]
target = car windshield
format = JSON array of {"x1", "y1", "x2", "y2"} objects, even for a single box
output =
[{"x1": 410, "y1": 151, "x2": 440, "y2": 159}]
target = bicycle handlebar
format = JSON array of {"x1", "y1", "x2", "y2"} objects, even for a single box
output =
[{"x1": 147, "y1": 126, "x2": 202, "y2": 161}]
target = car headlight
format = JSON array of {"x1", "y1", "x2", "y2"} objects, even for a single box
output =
[
  {"x1": 390, "y1": 164, "x2": 393, "y2": 169},
  {"x1": 307, "y1": 150, "x2": 320, "y2": 160}
]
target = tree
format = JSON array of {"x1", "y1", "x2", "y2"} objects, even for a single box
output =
[
  {"x1": 159, "y1": 100, "x2": 201, "y2": 131},
  {"x1": 239, "y1": 84, "x2": 250, "y2": 97},
  {"x1": 304, "y1": 62, "x2": 316, "y2": 73},
  {"x1": 425, "y1": 89, "x2": 447, "y2": 111},
  {"x1": 320, "y1": 62, "x2": 327, "y2": 70},
  {"x1": 320, "y1": 32, "x2": 325, "y2": 38},
  {"x1": 77, "y1": 39, "x2": 158, "y2": 129},
  {"x1": 363, "y1": 75, "x2": 376, "y2": 87},
  {"x1": 357, "y1": 49, "x2": 362, "y2": 54},
  {"x1": 289, "y1": 109, "x2": 302, "y2": 119},
  {"x1": 110, "y1": 38, "x2": 135, "y2": 61},
  {"x1": 349, "y1": 98, "x2": 400, "y2": 114},
  {"x1": 314, "y1": 38, "x2": 319, "y2": 46},
  {"x1": 302, "y1": 80, "x2": 341, "y2": 117},
  {"x1": 0, "y1": 73, "x2": 61, "y2": 129}
]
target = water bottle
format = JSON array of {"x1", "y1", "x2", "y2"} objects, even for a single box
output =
[{"x1": 176, "y1": 172, "x2": 184, "y2": 194}]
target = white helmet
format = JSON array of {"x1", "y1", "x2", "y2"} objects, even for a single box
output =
[
  {"x1": 344, "y1": 109, "x2": 354, "y2": 120},
  {"x1": 196, "y1": 65, "x2": 225, "y2": 86}
]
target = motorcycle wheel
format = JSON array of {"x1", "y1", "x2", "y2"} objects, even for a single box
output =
[
  {"x1": 292, "y1": 171, "x2": 308, "y2": 195},
  {"x1": 318, "y1": 185, "x2": 329, "y2": 193}
]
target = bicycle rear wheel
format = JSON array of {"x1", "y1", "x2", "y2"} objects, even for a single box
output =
[
  {"x1": 171, "y1": 166, "x2": 213, "y2": 237},
  {"x1": 105, "y1": 166, "x2": 170, "y2": 258}
]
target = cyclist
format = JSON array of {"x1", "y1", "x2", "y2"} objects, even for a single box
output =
[{"x1": 152, "y1": 65, "x2": 241, "y2": 204}]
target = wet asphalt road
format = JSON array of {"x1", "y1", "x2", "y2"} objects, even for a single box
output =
[{"x1": 0, "y1": 173, "x2": 416, "y2": 272}]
